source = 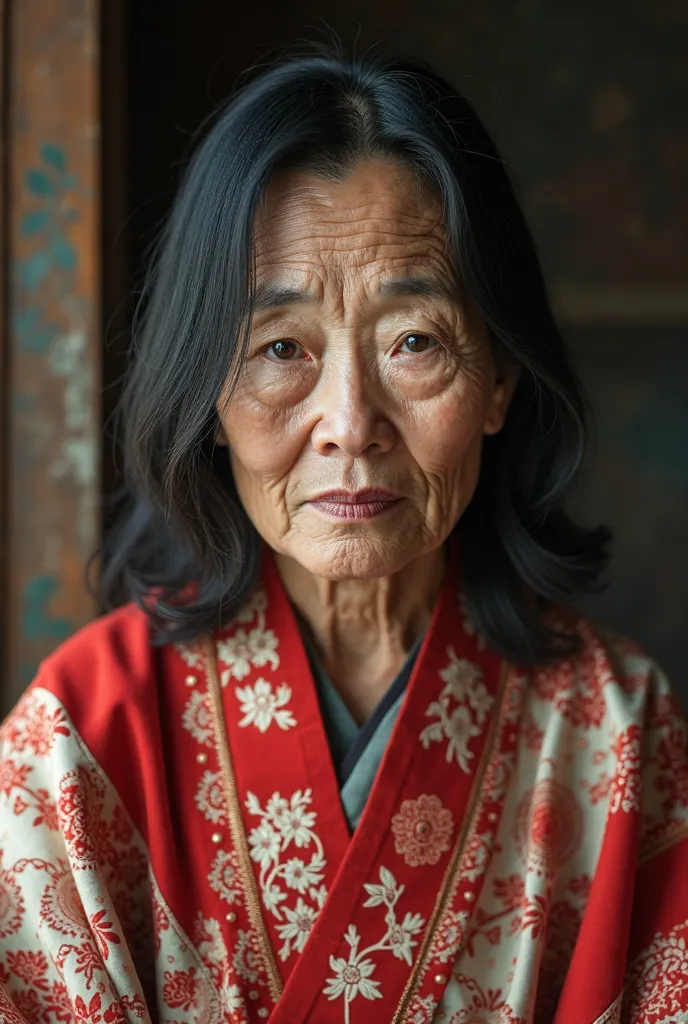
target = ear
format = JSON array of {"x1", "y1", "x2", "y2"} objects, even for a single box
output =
[{"x1": 483, "y1": 365, "x2": 519, "y2": 437}]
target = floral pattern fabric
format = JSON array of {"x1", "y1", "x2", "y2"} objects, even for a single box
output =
[{"x1": 0, "y1": 548, "x2": 686, "y2": 1023}]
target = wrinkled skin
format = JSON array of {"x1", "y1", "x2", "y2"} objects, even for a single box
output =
[{"x1": 216, "y1": 160, "x2": 516, "y2": 718}]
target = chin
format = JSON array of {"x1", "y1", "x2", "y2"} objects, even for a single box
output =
[{"x1": 289, "y1": 533, "x2": 423, "y2": 581}]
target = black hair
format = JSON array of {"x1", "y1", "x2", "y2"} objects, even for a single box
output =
[{"x1": 96, "y1": 42, "x2": 611, "y2": 664}]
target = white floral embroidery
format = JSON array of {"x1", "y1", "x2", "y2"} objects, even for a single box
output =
[
  {"x1": 176, "y1": 641, "x2": 205, "y2": 670},
  {"x1": 194, "y1": 770, "x2": 228, "y2": 825},
  {"x1": 182, "y1": 689, "x2": 214, "y2": 746},
  {"x1": 246, "y1": 788, "x2": 327, "y2": 961},
  {"x1": 275, "y1": 897, "x2": 319, "y2": 954},
  {"x1": 419, "y1": 647, "x2": 492, "y2": 772},
  {"x1": 208, "y1": 848, "x2": 243, "y2": 905},
  {"x1": 217, "y1": 591, "x2": 279, "y2": 687},
  {"x1": 234, "y1": 587, "x2": 268, "y2": 623},
  {"x1": 324, "y1": 867, "x2": 425, "y2": 1020},
  {"x1": 235, "y1": 678, "x2": 297, "y2": 733},
  {"x1": 459, "y1": 589, "x2": 486, "y2": 650}
]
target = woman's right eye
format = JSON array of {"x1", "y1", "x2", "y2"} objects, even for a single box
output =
[{"x1": 264, "y1": 340, "x2": 307, "y2": 361}]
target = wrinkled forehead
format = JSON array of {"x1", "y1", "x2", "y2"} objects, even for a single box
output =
[{"x1": 251, "y1": 160, "x2": 455, "y2": 290}]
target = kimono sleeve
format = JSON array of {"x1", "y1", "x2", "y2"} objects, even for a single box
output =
[
  {"x1": 620, "y1": 646, "x2": 688, "y2": 1021},
  {"x1": 0, "y1": 678, "x2": 151, "y2": 1022}
]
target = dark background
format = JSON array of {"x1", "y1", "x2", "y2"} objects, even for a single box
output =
[{"x1": 104, "y1": 0, "x2": 687, "y2": 688}]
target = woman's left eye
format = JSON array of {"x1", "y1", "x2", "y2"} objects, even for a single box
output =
[{"x1": 397, "y1": 333, "x2": 438, "y2": 354}]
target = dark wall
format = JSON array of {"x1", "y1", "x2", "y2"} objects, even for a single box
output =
[{"x1": 119, "y1": 0, "x2": 687, "y2": 687}]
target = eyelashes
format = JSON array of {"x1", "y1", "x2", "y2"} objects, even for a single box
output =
[{"x1": 261, "y1": 332, "x2": 441, "y2": 363}]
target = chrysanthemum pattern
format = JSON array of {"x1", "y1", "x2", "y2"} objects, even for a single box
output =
[
  {"x1": 419, "y1": 648, "x2": 491, "y2": 772},
  {"x1": 245, "y1": 788, "x2": 327, "y2": 961},
  {"x1": 324, "y1": 867, "x2": 425, "y2": 1021},
  {"x1": 235, "y1": 678, "x2": 297, "y2": 733},
  {"x1": 391, "y1": 795, "x2": 454, "y2": 867},
  {"x1": 623, "y1": 918, "x2": 688, "y2": 1022},
  {"x1": 216, "y1": 589, "x2": 278, "y2": 683}
]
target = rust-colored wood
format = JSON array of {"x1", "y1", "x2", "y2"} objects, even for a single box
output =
[
  {"x1": 4, "y1": 0, "x2": 101, "y2": 710},
  {"x1": 0, "y1": 0, "x2": 8, "y2": 696}
]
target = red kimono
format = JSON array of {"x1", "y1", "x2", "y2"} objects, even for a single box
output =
[{"x1": 0, "y1": 546, "x2": 687, "y2": 1023}]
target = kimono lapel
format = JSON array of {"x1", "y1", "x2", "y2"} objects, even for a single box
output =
[{"x1": 167, "y1": 541, "x2": 517, "y2": 1022}]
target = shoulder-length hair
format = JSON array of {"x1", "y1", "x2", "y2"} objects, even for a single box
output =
[{"x1": 97, "y1": 43, "x2": 611, "y2": 664}]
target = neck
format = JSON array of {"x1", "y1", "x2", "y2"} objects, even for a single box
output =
[{"x1": 273, "y1": 545, "x2": 447, "y2": 722}]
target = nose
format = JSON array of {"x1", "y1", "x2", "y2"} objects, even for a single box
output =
[{"x1": 310, "y1": 354, "x2": 395, "y2": 458}]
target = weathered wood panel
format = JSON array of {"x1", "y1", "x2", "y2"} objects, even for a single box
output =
[{"x1": 3, "y1": 0, "x2": 100, "y2": 709}]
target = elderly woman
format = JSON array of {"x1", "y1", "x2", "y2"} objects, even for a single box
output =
[{"x1": 0, "y1": 47, "x2": 685, "y2": 1024}]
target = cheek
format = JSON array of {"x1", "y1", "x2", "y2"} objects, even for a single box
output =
[
  {"x1": 404, "y1": 381, "x2": 489, "y2": 475},
  {"x1": 221, "y1": 389, "x2": 307, "y2": 482}
]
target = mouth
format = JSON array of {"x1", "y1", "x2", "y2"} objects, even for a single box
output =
[{"x1": 308, "y1": 489, "x2": 402, "y2": 521}]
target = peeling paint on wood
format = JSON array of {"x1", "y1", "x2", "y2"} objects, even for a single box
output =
[{"x1": 4, "y1": 0, "x2": 101, "y2": 710}]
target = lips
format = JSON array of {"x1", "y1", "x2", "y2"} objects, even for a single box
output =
[
  {"x1": 312, "y1": 489, "x2": 400, "y2": 504},
  {"x1": 308, "y1": 489, "x2": 401, "y2": 520}
]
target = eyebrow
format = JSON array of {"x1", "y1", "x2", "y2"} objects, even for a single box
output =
[
  {"x1": 250, "y1": 275, "x2": 459, "y2": 315},
  {"x1": 378, "y1": 275, "x2": 459, "y2": 305}
]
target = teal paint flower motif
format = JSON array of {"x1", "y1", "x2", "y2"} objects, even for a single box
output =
[{"x1": 16, "y1": 142, "x2": 83, "y2": 353}]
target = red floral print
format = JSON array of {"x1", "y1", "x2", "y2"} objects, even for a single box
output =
[
  {"x1": 514, "y1": 779, "x2": 583, "y2": 874},
  {"x1": 391, "y1": 794, "x2": 454, "y2": 867},
  {"x1": 163, "y1": 966, "x2": 201, "y2": 1010}
]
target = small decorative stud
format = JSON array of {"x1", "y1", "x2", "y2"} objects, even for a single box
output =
[
  {"x1": 185, "y1": 674, "x2": 197, "y2": 687},
  {"x1": 196, "y1": 752, "x2": 208, "y2": 764},
  {"x1": 258, "y1": 1010, "x2": 269, "y2": 1019},
  {"x1": 211, "y1": 832, "x2": 223, "y2": 844},
  {"x1": 434, "y1": 973, "x2": 447, "y2": 985},
  {"x1": 487, "y1": 812, "x2": 497, "y2": 822},
  {"x1": 414, "y1": 820, "x2": 431, "y2": 837},
  {"x1": 464, "y1": 891, "x2": 475, "y2": 901},
  {"x1": 226, "y1": 911, "x2": 237, "y2": 923},
  {"x1": 249, "y1": 990, "x2": 259, "y2": 1000}
]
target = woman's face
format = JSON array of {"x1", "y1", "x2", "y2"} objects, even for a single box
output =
[{"x1": 216, "y1": 159, "x2": 515, "y2": 580}]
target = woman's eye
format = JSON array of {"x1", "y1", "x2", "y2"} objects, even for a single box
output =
[
  {"x1": 264, "y1": 340, "x2": 306, "y2": 361},
  {"x1": 398, "y1": 332, "x2": 438, "y2": 354}
]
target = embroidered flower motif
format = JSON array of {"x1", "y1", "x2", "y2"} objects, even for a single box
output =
[
  {"x1": 419, "y1": 649, "x2": 490, "y2": 772},
  {"x1": 57, "y1": 767, "x2": 106, "y2": 868},
  {"x1": 362, "y1": 865, "x2": 399, "y2": 908},
  {"x1": 194, "y1": 770, "x2": 228, "y2": 826},
  {"x1": 610, "y1": 725, "x2": 642, "y2": 814},
  {"x1": 175, "y1": 641, "x2": 205, "y2": 670},
  {"x1": 0, "y1": 759, "x2": 31, "y2": 798},
  {"x1": 387, "y1": 912, "x2": 425, "y2": 965},
  {"x1": 218, "y1": 627, "x2": 279, "y2": 685},
  {"x1": 39, "y1": 862, "x2": 88, "y2": 937},
  {"x1": 428, "y1": 908, "x2": 469, "y2": 965},
  {"x1": 458, "y1": 589, "x2": 484, "y2": 643},
  {"x1": 2, "y1": 697, "x2": 71, "y2": 757},
  {"x1": 232, "y1": 928, "x2": 263, "y2": 983},
  {"x1": 325, "y1": 869, "x2": 425, "y2": 1016},
  {"x1": 450, "y1": 976, "x2": 528, "y2": 1023},
  {"x1": 439, "y1": 653, "x2": 484, "y2": 711},
  {"x1": 406, "y1": 993, "x2": 439, "y2": 1024},
  {"x1": 624, "y1": 918, "x2": 688, "y2": 1021},
  {"x1": 391, "y1": 794, "x2": 454, "y2": 867},
  {"x1": 208, "y1": 849, "x2": 243, "y2": 905},
  {"x1": 283, "y1": 857, "x2": 325, "y2": 894},
  {"x1": 234, "y1": 587, "x2": 268, "y2": 623},
  {"x1": 324, "y1": 953, "x2": 383, "y2": 1003},
  {"x1": 235, "y1": 679, "x2": 297, "y2": 733},
  {"x1": 245, "y1": 788, "x2": 327, "y2": 962},
  {"x1": 275, "y1": 897, "x2": 319, "y2": 956},
  {"x1": 248, "y1": 821, "x2": 281, "y2": 870},
  {"x1": 514, "y1": 779, "x2": 583, "y2": 874},
  {"x1": 182, "y1": 690, "x2": 214, "y2": 746},
  {"x1": 163, "y1": 967, "x2": 201, "y2": 1011}
]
